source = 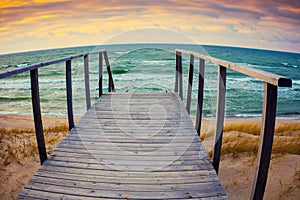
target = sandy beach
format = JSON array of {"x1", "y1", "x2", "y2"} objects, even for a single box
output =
[{"x1": 0, "y1": 114, "x2": 299, "y2": 199}]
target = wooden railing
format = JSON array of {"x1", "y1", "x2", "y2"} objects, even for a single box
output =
[
  {"x1": 0, "y1": 49, "x2": 115, "y2": 164},
  {"x1": 174, "y1": 49, "x2": 292, "y2": 200}
]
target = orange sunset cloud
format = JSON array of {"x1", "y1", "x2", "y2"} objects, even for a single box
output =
[{"x1": 0, "y1": 0, "x2": 299, "y2": 54}]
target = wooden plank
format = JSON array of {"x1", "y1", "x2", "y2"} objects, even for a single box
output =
[
  {"x1": 84, "y1": 54, "x2": 91, "y2": 110},
  {"x1": 66, "y1": 60, "x2": 74, "y2": 130},
  {"x1": 250, "y1": 83, "x2": 278, "y2": 200},
  {"x1": 195, "y1": 58, "x2": 205, "y2": 135},
  {"x1": 34, "y1": 171, "x2": 220, "y2": 185},
  {"x1": 176, "y1": 49, "x2": 292, "y2": 87},
  {"x1": 30, "y1": 68, "x2": 47, "y2": 164},
  {"x1": 212, "y1": 65, "x2": 226, "y2": 174},
  {"x1": 20, "y1": 185, "x2": 225, "y2": 199},
  {"x1": 186, "y1": 54, "x2": 194, "y2": 114},
  {"x1": 28, "y1": 175, "x2": 222, "y2": 191},
  {"x1": 38, "y1": 165, "x2": 217, "y2": 178}
]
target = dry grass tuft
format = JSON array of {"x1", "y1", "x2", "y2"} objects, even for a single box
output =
[
  {"x1": 201, "y1": 122, "x2": 300, "y2": 159},
  {"x1": 222, "y1": 122, "x2": 300, "y2": 136},
  {"x1": 200, "y1": 133, "x2": 207, "y2": 141},
  {"x1": 223, "y1": 123, "x2": 261, "y2": 135},
  {"x1": 0, "y1": 125, "x2": 68, "y2": 166},
  {"x1": 222, "y1": 134, "x2": 259, "y2": 158},
  {"x1": 275, "y1": 124, "x2": 300, "y2": 136}
]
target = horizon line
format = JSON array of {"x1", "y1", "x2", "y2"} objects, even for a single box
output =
[{"x1": 1, "y1": 43, "x2": 300, "y2": 56}]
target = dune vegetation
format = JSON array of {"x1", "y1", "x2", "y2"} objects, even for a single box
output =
[{"x1": 0, "y1": 125, "x2": 68, "y2": 166}]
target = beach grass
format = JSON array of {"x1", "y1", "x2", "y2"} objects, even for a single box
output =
[
  {"x1": 201, "y1": 121, "x2": 300, "y2": 159},
  {"x1": 0, "y1": 125, "x2": 68, "y2": 166}
]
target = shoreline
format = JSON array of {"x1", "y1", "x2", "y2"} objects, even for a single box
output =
[{"x1": 1, "y1": 113, "x2": 299, "y2": 129}]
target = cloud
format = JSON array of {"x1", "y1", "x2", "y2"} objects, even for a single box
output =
[{"x1": 0, "y1": 0, "x2": 299, "y2": 53}]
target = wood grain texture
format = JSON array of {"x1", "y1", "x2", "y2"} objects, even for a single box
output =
[{"x1": 19, "y1": 92, "x2": 227, "y2": 199}]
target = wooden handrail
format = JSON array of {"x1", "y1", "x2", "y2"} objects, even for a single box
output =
[
  {"x1": 0, "y1": 49, "x2": 114, "y2": 164},
  {"x1": 0, "y1": 50, "x2": 105, "y2": 79},
  {"x1": 176, "y1": 49, "x2": 292, "y2": 87},
  {"x1": 175, "y1": 49, "x2": 292, "y2": 200}
]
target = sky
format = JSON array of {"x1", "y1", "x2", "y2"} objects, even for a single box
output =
[{"x1": 0, "y1": 0, "x2": 300, "y2": 54}]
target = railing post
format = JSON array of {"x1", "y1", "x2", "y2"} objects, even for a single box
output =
[
  {"x1": 84, "y1": 54, "x2": 91, "y2": 110},
  {"x1": 175, "y1": 51, "x2": 183, "y2": 99},
  {"x1": 103, "y1": 51, "x2": 115, "y2": 92},
  {"x1": 99, "y1": 52, "x2": 103, "y2": 97},
  {"x1": 251, "y1": 83, "x2": 278, "y2": 200},
  {"x1": 212, "y1": 65, "x2": 226, "y2": 174},
  {"x1": 175, "y1": 51, "x2": 179, "y2": 92},
  {"x1": 195, "y1": 58, "x2": 205, "y2": 135},
  {"x1": 179, "y1": 53, "x2": 183, "y2": 100},
  {"x1": 66, "y1": 59, "x2": 74, "y2": 130},
  {"x1": 30, "y1": 68, "x2": 47, "y2": 164},
  {"x1": 186, "y1": 54, "x2": 194, "y2": 114}
]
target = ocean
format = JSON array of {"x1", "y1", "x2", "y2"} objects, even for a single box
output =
[{"x1": 0, "y1": 44, "x2": 299, "y2": 119}]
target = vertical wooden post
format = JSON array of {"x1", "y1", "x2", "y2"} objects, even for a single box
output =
[
  {"x1": 186, "y1": 54, "x2": 194, "y2": 114},
  {"x1": 195, "y1": 58, "x2": 205, "y2": 136},
  {"x1": 212, "y1": 65, "x2": 226, "y2": 174},
  {"x1": 251, "y1": 83, "x2": 278, "y2": 200},
  {"x1": 84, "y1": 54, "x2": 91, "y2": 110},
  {"x1": 175, "y1": 51, "x2": 179, "y2": 92},
  {"x1": 30, "y1": 68, "x2": 47, "y2": 164},
  {"x1": 66, "y1": 60, "x2": 74, "y2": 130},
  {"x1": 103, "y1": 51, "x2": 115, "y2": 92},
  {"x1": 178, "y1": 52, "x2": 183, "y2": 99},
  {"x1": 99, "y1": 52, "x2": 103, "y2": 97}
]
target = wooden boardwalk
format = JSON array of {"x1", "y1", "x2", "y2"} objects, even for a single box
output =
[{"x1": 19, "y1": 92, "x2": 227, "y2": 199}]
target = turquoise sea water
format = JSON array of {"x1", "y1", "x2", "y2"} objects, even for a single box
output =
[{"x1": 0, "y1": 44, "x2": 299, "y2": 118}]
